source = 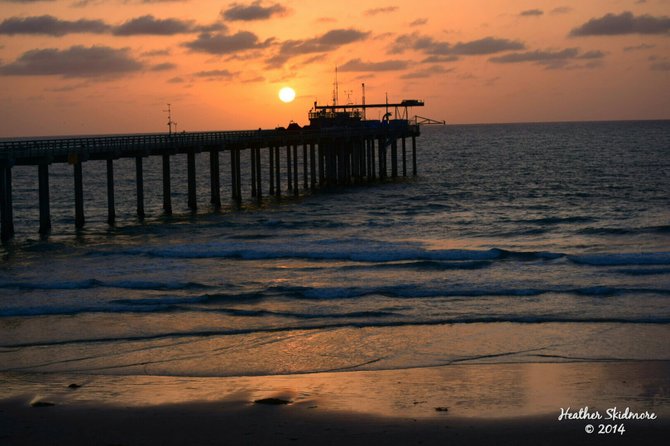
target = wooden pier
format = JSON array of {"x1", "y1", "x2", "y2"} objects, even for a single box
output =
[{"x1": 0, "y1": 124, "x2": 420, "y2": 240}]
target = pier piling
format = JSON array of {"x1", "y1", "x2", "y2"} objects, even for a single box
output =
[
  {"x1": 38, "y1": 162, "x2": 51, "y2": 235},
  {"x1": 135, "y1": 156, "x2": 145, "y2": 220},
  {"x1": 162, "y1": 154, "x2": 172, "y2": 215},
  {"x1": 73, "y1": 160, "x2": 85, "y2": 230},
  {"x1": 0, "y1": 165, "x2": 15, "y2": 241},
  {"x1": 187, "y1": 151, "x2": 197, "y2": 212},
  {"x1": 412, "y1": 135, "x2": 417, "y2": 176},
  {"x1": 254, "y1": 147, "x2": 262, "y2": 201},
  {"x1": 210, "y1": 150, "x2": 221, "y2": 210},
  {"x1": 106, "y1": 159, "x2": 115, "y2": 225},
  {"x1": 269, "y1": 146, "x2": 275, "y2": 196}
]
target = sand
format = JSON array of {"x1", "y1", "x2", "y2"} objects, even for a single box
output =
[{"x1": 1, "y1": 361, "x2": 669, "y2": 445}]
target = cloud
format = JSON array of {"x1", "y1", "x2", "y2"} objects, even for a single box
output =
[
  {"x1": 489, "y1": 47, "x2": 605, "y2": 69},
  {"x1": 570, "y1": 11, "x2": 670, "y2": 36},
  {"x1": 391, "y1": 33, "x2": 524, "y2": 56},
  {"x1": 46, "y1": 82, "x2": 89, "y2": 92},
  {"x1": 623, "y1": 43, "x2": 655, "y2": 51},
  {"x1": 400, "y1": 65, "x2": 453, "y2": 79},
  {"x1": 338, "y1": 58, "x2": 409, "y2": 72},
  {"x1": 421, "y1": 55, "x2": 459, "y2": 63},
  {"x1": 550, "y1": 7, "x2": 572, "y2": 15},
  {"x1": 0, "y1": 0, "x2": 55, "y2": 2},
  {"x1": 267, "y1": 28, "x2": 369, "y2": 67},
  {"x1": 141, "y1": 49, "x2": 171, "y2": 57},
  {"x1": 651, "y1": 61, "x2": 670, "y2": 71},
  {"x1": 0, "y1": 45, "x2": 143, "y2": 78},
  {"x1": 450, "y1": 37, "x2": 525, "y2": 55},
  {"x1": 193, "y1": 69, "x2": 237, "y2": 80},
  {"x1": 0, "y1": 15, "x2": 109, "y2": 36},
  {"x1": 409, "y1": 18, "x2": 428, "y2": 27},
  {"x1": 520, "y1": 9, "x2": 543, "y2": 17},
  {"x1": 0, "y1": 14, "x2": 224, "y2": 37},
  {"x1": 150, "y1": 62, "x2": 177, "y2": 71},
  {"x1": 222, "y1": 1, "x2": 287, "y2": 21},
  {"x1": 167, "y1": 76, "x2": 185, "y2": 83},
  {"x1": 183, "y1": 31, "x2": 271, "y2": 55},
  {"x1": 113, "y1": 15, "x2": 195, "y2": 35},
  {"x1": 364, "y1": 7, "x2": 398, "y2": 16}
]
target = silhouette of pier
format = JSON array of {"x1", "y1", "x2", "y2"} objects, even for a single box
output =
[{"x1": 0, "y1": 124, "x2": 420, "y2": 240}]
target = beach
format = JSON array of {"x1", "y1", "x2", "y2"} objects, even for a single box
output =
[{"x1": 2, "y1": 361, "x2": 669, "y2": 445}]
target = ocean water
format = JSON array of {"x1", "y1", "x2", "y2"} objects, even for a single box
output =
[{"x1": 1, "y1": 121, "x2": 669, "y2": 377}]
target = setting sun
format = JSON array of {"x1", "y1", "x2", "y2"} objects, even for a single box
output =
[{"x1": 278, "y1": 87, "x2": 296, "y2": 103}]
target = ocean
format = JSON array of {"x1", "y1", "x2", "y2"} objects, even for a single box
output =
[{"x1": 1, "y1": 121, "x2": 669, "y2": 378}]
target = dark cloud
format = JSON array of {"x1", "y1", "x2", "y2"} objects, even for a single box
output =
[
  {"x1": 222, "y1": 1, "x2": 287, "y2": 21},
  {"x1": 338, "y1": 58, "x2": 408, "y2": 72},
  {"x1": 193, "y1": 69, "x2": 237, "y2": 80},
  {"x1": 421, "y1": 55, "x2": 459, "y2": 63},
  {"x1": 391, "y1": 33, "x2": 524, "y2": 56},
  {"x1": 489, "y1": 47, "x2": 605, "y2": 69},
  {"x1": 113, "y1": 15, "x2": 195, "y2": 35},
  {"x1": 623, "y1": 43, "x2": 655, "y2": 51},
  {"x1": 242, "y1": 75, "x2": 265, "y2": 83},
  {"x1": 0, "y1": 15, "x2": 109, "y2": 36},
  {"x1": 390, "y1": 33, "x2": 450, "y2": 54},
  {"x1": 167, "y1": 76, "x2": 185, "y2": 83},
  {"x1": 570, "y1": 11, "x2": 670, "y2": 36},
  {"x1": 520, "y1": 9, "x2": 543, "y2": 17},
  {"x1": 46, "y1": 82, "x2": 89, "y2": 92},
  {"x1": 319, "y1": 29, "x2": 368, "y2": 45},
  {"x1": 409, "y1": 18, "x2": 428, "y2": 27},
  {"x1": 0, "y1": 45, "x2": 143, "y2": 78},
  {"x1": 400, "y1": 65, "x2": 453, "y2": 79},
  {"x1": 364, "y1": 7, "x2": 398, "y2": 16},
  {"x1": 651, "y1": 61, "x2": 670, "y2": 71},
  {"x1": 550, "y1": 7, "x2": 572, "y2": 15},
  {"x1": 183, "y1": 31, "x2": 271, "y2": 55},
  {"x1": 451, "y1": 37, "x2": 525, "y2": 55},
  {"x1": 0, "y1": 14, "x2": 223, "y2": 37},
  {"x1": 267, "y1": 28, "x2": 369, "y2": 67},
  {"x1": 150, "y1": 62, "x2": 177, "y2": 71},
  {"x1": 142, "y1": 49, "x2": 172, "y2": 57}
]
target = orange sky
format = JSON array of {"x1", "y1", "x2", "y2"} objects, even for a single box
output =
[{"x1": 0, "y1": 0, "x2": 668, "y2": 136}]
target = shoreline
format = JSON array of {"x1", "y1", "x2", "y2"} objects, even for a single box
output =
[{"x1": 2, "y1": 361, "x2": 669, "y2": 445}]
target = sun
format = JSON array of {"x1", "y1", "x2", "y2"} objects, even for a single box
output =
[{"x1": 278, "y1": 87, "x2": 296, "y2": 103}]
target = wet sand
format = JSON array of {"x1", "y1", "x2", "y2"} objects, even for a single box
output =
[{"x1": 1, "y1": 361, "x2": 669, "y2": 445}]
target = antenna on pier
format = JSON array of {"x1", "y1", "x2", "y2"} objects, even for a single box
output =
[
  {"x1": 163, "y1": 103, "x2": 176, "y2": 135},
  {"x1": 385, "y1": 92, "x2": 389, "y2": 118},
  {"x1": 332, "y1": 66, "x2": 339, "y2": 106},
  {"x1": 361, "y1": 83, "x2": 366, "y2": 120}
]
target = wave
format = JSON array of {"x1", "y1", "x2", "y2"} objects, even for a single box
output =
[
  {"x1": 0, "y1": 279, "x2": 214, "y2": 292},
  {"x1": 3, "y1": 316, "x2": 670, "y2": 349},
  {"x1": 339, "y1": 260, "x2": 494, "y2": 271},
  {"x1": 520, "y1": 216, "x2": 596, "y2": 225},
  {"x1": 577, "y1": 225, "x2": 670, "y2": 236},
  {"x1": 2, "y1": 285, "x2": 668, "y2": 318},
  {"x1": 568, "y1": 252, "x2": 670, "y2": 266},
  {"x1": 97, "y1": 240, "x2": 566, "y2": 264},
  {"x1": 83, "y1": 238, "x2": 670, "y2": 270},
  {"x1": 615, "y1": 267, "x2": 670, "y2": 276}
]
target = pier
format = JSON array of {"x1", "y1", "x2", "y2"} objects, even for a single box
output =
[{"x1": 0, "y1": 122, "x2": 420, "y2": 240}]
